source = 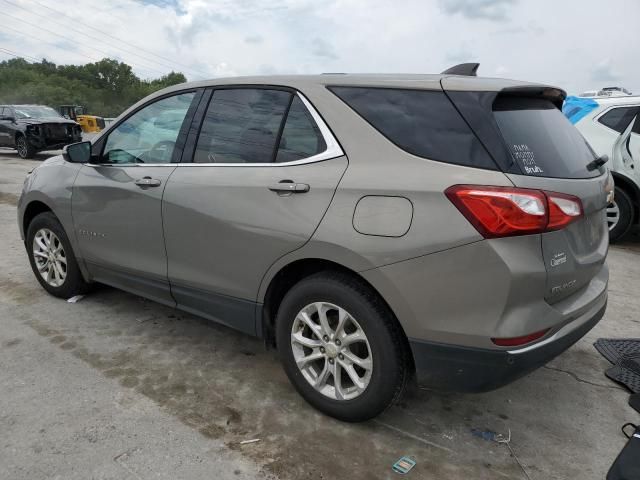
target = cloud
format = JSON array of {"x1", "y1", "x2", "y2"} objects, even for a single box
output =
[
  {"x1": 0, "y1": 0, "x2": 638, "y2": 95},
  {"x1": 244, "y1": 35, "x2": 263, "y2": 44},
  {"x1": 438, "y1": 0, "x2": 517, "y2": 20},
  {"x1": 591, "y1": 59, "x2": 621, "y2": 83},
  {"x1": 446, "y1": 49, "x2": 476, "y2": 64},
  {"x1": 310, "y1": 37, "x2": 338, "y2": 60}
]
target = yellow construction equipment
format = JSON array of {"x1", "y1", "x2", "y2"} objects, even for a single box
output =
[{"x1": 58, "y1": 105, "x2": 105, "y2": 133}]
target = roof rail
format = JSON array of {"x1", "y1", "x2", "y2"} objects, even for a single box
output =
[{"x1": 441, "y1": 62, "x2": 480, "y2": 76}]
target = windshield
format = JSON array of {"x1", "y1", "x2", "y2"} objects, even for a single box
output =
[{"x1": 14, "y1": 106, "x2": 62, "y2": 119}]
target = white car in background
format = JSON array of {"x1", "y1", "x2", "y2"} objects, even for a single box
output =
[{"x1": 564, "y1": 89, "x2": 640, "y2": 241}]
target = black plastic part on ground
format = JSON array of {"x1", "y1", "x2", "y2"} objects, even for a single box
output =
[
  {"x1": 629, "y1": 393, "x2": 640, "y2": 414},
  {"x1": 594, "y1": 339, "x2": 640, "y2": 393},
  {"x1": 607, "y1": 424, "x2": 640, "y2": 480},
  {"x1": 594, "y1": 338, "x2": 640, "y2": 364}
]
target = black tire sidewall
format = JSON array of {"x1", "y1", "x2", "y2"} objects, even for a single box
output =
[
  {"x1": 609, "y1": 186, "x2": 634, "y2": 243},
  {"x1": 26, "y1": 212, "x2": 88, "y2": 298},
  {"x1": 276, "y1": 273, "x2": 405, "y2": 422}
]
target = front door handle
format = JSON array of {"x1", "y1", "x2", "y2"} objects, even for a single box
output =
[
  {"x1": 134, "y1": 177, "x2": 162, "y2": 187},
  {"x1": 268, "y1": 182, "x2": 310, "y2": 194}
]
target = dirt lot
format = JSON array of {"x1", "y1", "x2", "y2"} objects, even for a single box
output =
[{"x1": 1, "y1": 149, "x2": 639, "y2": 479}]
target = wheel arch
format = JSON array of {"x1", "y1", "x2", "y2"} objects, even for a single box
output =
[
  {"x1": 260, "y1": 257, "x2": 413, "y2": 370},
  {"x1": 22, "y1": 199, "x2": 54, "y2": 239},
  {"x1": 611, "y1": 171, "x2": 640, "y2": 224}
]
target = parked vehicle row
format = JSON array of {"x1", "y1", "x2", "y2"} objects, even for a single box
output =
[{"x1": 18, "y1": 66, "x2": 610, "y2": 421}]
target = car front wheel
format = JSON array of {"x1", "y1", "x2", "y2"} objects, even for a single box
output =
[
  {"x1": 26, "y1": 212, "x2": 90, "y2": 298},
  {"x1": 15, "y1": 135, "x2": 36, "y2": 159},
  {"x1": 276, "y1": 272, "x2": 409, "y2": 422}
]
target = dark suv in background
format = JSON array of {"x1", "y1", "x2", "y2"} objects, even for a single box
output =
[{"x1": 0, "y1": 104, "x2": 82, "y2": 158}]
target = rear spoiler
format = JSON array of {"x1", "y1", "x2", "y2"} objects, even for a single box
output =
[{"x1": 498, "y1": 86, "x2": 567, "y2": 110}]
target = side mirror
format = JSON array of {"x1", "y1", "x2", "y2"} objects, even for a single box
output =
[
  {"x1": 0, "y1": 115, "x2": 15, "y2": 122},
  {"x1": 63, "y1": 141, "x2": 92, "y2": 163}
]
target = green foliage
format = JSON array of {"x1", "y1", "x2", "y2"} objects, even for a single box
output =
[{"x1": 0, "y1": 57, "x2": 187, "y2": 117}]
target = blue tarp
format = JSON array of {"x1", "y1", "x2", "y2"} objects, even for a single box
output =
[{"x1": 562, "y1": 96, "x2": 599, "y2": 124}]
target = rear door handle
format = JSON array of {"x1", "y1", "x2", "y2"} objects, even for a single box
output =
[
  {"x1": 268, "y1": 182, "x2": 310, "y2": 193},
  {"x1": 134, "y1": 177, "x2": 162, "y2": 187}
]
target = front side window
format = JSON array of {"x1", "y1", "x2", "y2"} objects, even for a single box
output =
[
  {"x1": 598, "y1": 106, "x2": 640, "y2": 133},
  {"x1": 194, "y1": 89, "x2": 292, "y2": 164},
  {"x1": 103, "y1": 92, "x2": 195, "y2": 164}
]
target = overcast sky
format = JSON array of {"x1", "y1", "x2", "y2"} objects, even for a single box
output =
[{"x1": 0, "y1": 0, "x2": 638, "y2": 94}]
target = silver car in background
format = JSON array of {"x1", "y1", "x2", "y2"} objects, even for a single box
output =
[{"x1": 18, "y1": 65, "x2": 611, "y2": 421}]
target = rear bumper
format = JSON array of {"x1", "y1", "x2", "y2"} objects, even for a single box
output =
[{"x1": 410, "y1": 297, "x2": 607, "y2": 392}]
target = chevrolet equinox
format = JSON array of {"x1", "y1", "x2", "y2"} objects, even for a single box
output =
[{"x1": 18, "y1": 64, "x2": 611, "y2": 421}]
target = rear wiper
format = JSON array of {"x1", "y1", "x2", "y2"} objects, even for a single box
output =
[{"x1": 586, "y1": 154, "x2": 608, "y2": 171}]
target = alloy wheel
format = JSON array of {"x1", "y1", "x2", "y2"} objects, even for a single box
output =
[
  {"x1": 16, "y1": 136, "x2": 28, "y2": 158},
  {"x1": 290, "y1": 302, "x2": 373, "y2": 401},
  {"x1": 32, "y1": 228, "x2": 67, "y2": 287},
  {"x1": 607, "y1": 201, "x2": 620, "y2": 232}
]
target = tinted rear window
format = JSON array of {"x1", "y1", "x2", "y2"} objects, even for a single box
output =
[
  {"x1": 493, "y1": 97, "x2": 599, "y2": 179},
  {"x1": 329, "y1": 87, "x2": 497, "y2": 170}
]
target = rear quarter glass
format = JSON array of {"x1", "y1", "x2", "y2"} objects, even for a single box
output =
[
  {"x1": 493, "y1": 97, "x2": 600, "y2": 179},
  {"x1": 328, "y1": 86, "x2": 498, "y2": 170}
]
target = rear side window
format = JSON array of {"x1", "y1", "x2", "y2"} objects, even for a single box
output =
[
  {"x1": 598, "y1": 106, "x2": 640, "y2": 133},
  {"x1": 275, "y1": 96, "x2": 326, "y2": 163},
  {"x1": 329, "y1": 87, "x2": 497, "y2": 170},
  {"x1": 494, "y1": 97, "x2": 598, "y2": 179},
  {"x1": 194, "y1": 89, "x2": 292, "y2": 164}
]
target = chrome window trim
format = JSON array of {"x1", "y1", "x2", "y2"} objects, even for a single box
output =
[{"x1": 88, "y1": 91, "x2": 344, "y2": 168}]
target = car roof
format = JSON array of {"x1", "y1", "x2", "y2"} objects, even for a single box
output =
[
  {"x1": 110, "y1": 73, "x2": 563, "y2": 125},
  {"x1": 173, "y1": 73, "x2": 555, "y2": 91}
]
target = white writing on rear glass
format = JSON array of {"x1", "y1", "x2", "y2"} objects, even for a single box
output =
[{"x1": 512, "y1": 144, "x2": 544, "y2": 174}]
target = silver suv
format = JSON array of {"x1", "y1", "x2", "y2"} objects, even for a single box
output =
[{"x1": 18, "y1": 66, "x2": 611, "y2": 421}]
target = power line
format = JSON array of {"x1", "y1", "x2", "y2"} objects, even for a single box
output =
[
  {"x1": 30, "y1": 0, "x2": 209, "y2": 79},
  {"x1": 1, "y1": 22, "x2": 103, "y2": 65},
  {"x1": 0, "y1": 46, "x2": 40, "y2": 63},
  {"x1": 0, "y1": 5, "x2": 171, "y2": 78},
  {"x1": 0, "y1": 0, "x2": 171, "y2": 76}
]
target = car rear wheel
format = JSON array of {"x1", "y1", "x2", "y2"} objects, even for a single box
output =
[
  {"x1": 276, "y1": 272, "x2": 409, "y2": 422},
  {"x1": 26, "y1": 212, "x2": 90, "y2": 298},
  {"x1": 15, "y1": 134, "x2": 36, "y2": 159},
  {"x1": 608, "y1": 186, "x2": 634, "y2": 243}
]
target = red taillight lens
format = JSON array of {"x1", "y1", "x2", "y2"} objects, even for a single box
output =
[
  {"x1": 445, "y1": 185, "x2": 583, "y2": 238},
  {"x1": 491, "y1": 328, "x2": 550, "y2": 347},
  {"x1": 546, "y1": 192, "x2": 583, "y2": 231}
]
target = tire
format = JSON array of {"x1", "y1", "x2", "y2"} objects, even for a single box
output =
[
  {"x1": 276, "y1": 271, "x2": 409, "y2": 422},
  {"x1": 15, "y1": 134, "x2": 36, "y2": 159},
  {"x1": 608, "y1": 186, "x2": 634, "y2": 243},
  {"x1": 26, "y1": 212, "x2": 91, "y2": 298}
]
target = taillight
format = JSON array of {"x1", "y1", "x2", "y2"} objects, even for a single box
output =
[{"x1": 445, "y1": 185, "x2": 583, "y2": 238}]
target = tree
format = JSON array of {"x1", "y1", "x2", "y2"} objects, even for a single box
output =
[{"x1": 0, "y1": 57, "x2": 187, "y2": 117}]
